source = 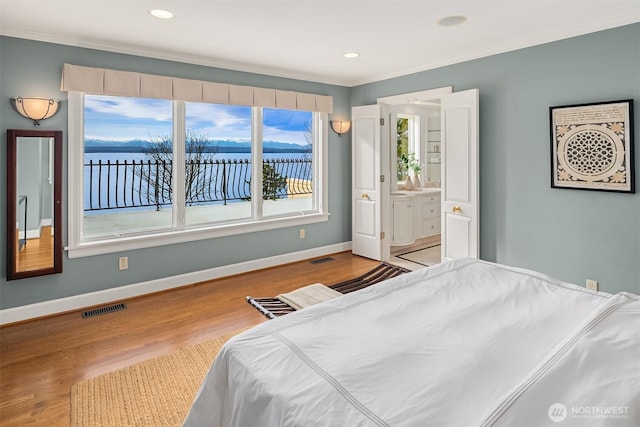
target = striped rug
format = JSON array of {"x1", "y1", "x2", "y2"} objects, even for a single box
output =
[{"x1": 246, "y1": 262, "x2": 410, "y2": 319}]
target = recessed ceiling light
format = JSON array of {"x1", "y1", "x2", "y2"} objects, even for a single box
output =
[
  {"x1": 437, "y1": 15, "x2": 467, "y2": 27},
  {"x1": 343, "y1": 52, "x2": 360, "y2": 59},
  {"x1": 149, "y1": 9, "x2": 175, "y2": 19}
]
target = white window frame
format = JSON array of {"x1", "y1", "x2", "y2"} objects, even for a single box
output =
[
  {"x1": 66, "y1": 92, "x2": 329, "y2": 258},
  {"x1": 398, "y1": 113, "x2": 421, "y2": 160}
]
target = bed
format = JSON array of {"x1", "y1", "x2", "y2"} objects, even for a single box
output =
[{"x1": 184, "y1": 258, "x2": 639, "y2": 427}]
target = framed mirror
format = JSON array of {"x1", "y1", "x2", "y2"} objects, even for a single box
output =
[{"x1": 6, "y1": 129, "x2": 63, "y2": 280}]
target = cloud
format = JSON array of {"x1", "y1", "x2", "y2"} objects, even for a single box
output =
[
  {"x1": 186, "y1": 103, "x2": 251, "y2": 140},
  {"x1": 263, "y1": 126, "x2": 309, "y2": 145},
  {"x1": 86, "y1": 95, "x2": 172, "y2": 121},
  {"x1": 84, "y1": 96, "x2": 313, "y2": 145},
  {"x1": 264, "y1": 108, "x2": 311, "y2": 132}
]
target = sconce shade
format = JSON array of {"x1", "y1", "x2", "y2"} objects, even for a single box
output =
[
  {"x1": 330, "y1": 120, "x2": 351, "y2": 136},
  {"x1": 10, "y1": 97, "x2": 60, "y2": 125}
]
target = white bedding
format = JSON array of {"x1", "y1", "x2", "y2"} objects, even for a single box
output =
[{"x1": 184, "y1": 258, "x2": 639, "y2": 427}]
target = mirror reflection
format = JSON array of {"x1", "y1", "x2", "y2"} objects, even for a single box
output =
[
  {"x1": 7, "y1": 129, "x2": 62, "y2": 280},
  {"x1": 16, "y1": 136, "x2": 55, "y2": 272}
]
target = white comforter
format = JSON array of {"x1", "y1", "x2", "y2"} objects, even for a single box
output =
[{"x1": 184, "y1": 258, "x2": 639, "y2": 427}]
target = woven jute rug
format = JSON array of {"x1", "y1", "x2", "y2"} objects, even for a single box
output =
[{"x1": 70, "y1": 330, "x2": 240, "y2": 427}]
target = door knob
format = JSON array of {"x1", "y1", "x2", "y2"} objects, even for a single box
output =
[
  {"x1": 361, "y1": 192, "x2": 369, "y2": 199},
  {"x1": 452, "y1": 205, "x2": 462, "y2": 213}
]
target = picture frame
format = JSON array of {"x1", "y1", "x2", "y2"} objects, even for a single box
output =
[{"x1": 549, "y1": 99, "x2": 635, "y2": 193}]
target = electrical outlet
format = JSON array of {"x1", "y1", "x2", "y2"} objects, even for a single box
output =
[
  {"x1": 119, "y1": 256, "x2": 129, "y2": 270},
  {"x1": 586, "y1": 279, "x2": 598, "y2": 291},
  {"x1": 299, "y1": 229, "x2": 305, "y2": 239}
]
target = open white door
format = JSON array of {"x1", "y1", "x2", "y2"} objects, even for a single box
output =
[
  {"x1": 441, "y1": 89, "x2": 479, "y2": 260},
  {"x1": 352, "y1": 104, "x2": 383, "y2": 260}
]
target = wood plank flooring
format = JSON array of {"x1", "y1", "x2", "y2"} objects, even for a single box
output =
[
  {"x1": 16, "y1": 226, "x2": 55, "y2": 272},
  {"x1": 0, "y1": 251, "x2": 378, "y2": 426}
]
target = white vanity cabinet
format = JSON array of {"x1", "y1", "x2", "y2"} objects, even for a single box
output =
[
  {"x1": 391, "y1": 195, "x2": 415, "y2": 246},
  {"x1": 415, "y1": 191, "x2": 441, "y2": 238},
  {"x1": 391, "y1": 190, "x2": 441, "y2": 245}
]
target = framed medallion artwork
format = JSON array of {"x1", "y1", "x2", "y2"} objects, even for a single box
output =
[{"x1": 550, "y1": 99, "x2": 634, "y2": 193}]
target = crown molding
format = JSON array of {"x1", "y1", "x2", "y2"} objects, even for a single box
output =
[
  {"x1": 0, "y1": 27, "x2": 348, "y2": 87},
  {"x1": 2, "y1": 16, "x2": 638, "y2": 88},
  {"x1": 342, "y1": 16, "x2": 640, "y2": 87}
]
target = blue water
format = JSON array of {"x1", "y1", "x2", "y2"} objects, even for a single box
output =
[
  {"x1": 84, "y1": 152, "x2": 310, "y2": 213},
  {"x1": 85, "y1": 152, "x2": 309, "y2": 163}
]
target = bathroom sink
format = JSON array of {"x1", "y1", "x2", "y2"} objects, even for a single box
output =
[{"x1": 390, "y1": 192, "x2": 411, "y2": 196}]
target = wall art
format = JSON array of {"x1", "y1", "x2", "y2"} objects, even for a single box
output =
[{"x1": 550, "y1": 99, "x2": 634, "y2": 193}]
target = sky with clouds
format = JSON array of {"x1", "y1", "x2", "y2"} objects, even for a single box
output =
[{"x1": 84, "y1": 95, "x2": 312, "y2": 145}]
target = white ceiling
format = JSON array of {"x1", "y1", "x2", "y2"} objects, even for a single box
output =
[{"x1": 1, "y1": 1, "x2": 639, "y2": 87}]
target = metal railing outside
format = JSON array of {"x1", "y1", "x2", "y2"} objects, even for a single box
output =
[{"x1": 84, "y1": 157, "x2": 312, "y2": 212}]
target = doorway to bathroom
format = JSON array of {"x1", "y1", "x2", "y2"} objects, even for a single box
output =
[{"x1": 351, "y1": 86, "x2": 479, "y2": 265}]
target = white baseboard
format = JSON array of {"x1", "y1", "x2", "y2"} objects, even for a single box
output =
[
  {"x1": 0, "y1": 242, "x2": 352, "y2": 325},
  {"x1": 25, "y1": 229, "x2": 41, "y2": 239}
]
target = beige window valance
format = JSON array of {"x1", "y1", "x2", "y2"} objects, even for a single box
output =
[{"x1": 60, "y1": 63, "x2": 333, "y2": 113}]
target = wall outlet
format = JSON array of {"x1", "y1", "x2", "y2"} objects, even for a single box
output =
[
  {"x1": 119, "y1": 256, "x2": 129, "y2": 270},
  {"x1": 299, "y1": 229, "x2": 305, "y2": 239},
  {"x1": 586, "y1": 279, "x2": 598, "y2": 291}
]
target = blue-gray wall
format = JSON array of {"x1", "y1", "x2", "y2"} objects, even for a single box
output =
[
  {"x1": 1, "y1": 23, "x2": 639, "y2": 310},
  {"x1": 0, "y1": 37, "x2": 351, "y2": 308},
  {"x1": 352, "y1": 23, "x2": 640, "y2": 294}
]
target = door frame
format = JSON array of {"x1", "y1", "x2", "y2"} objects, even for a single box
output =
[{"x1": 376, "y1": 86, "x2": 453, "y2": 262}]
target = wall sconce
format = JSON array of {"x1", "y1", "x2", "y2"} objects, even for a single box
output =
[
  {"x1": 10, "y1": 97, "x2": 61, "y2": 126},
  {"x1": 330, "y1": 120, "x2": 351, "y2": 136}
]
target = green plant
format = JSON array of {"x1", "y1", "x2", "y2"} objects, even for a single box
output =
[
  {"x1": 407, "y1": 152, "x2": 421, "y2": 174},
  {"x1": 262, "y1": 163, "x2": 288, "y2": 200},
  {"x1": 396, "y1": 118, "x2": 409, "y2": 180}
]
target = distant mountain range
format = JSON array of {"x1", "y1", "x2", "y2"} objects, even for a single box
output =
[{"x1": 84, "y1": 139, "x2": 311, "y2": 153}]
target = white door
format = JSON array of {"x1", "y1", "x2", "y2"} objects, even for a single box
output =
[
  {"x1": 352, "y1": 104, "x2": 383, "y2": 260},
  {"x1": 441, "y1": 89, "x2": 479, "y2": 260}
]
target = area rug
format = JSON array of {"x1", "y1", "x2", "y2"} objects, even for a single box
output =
[
  {"x1": 396, "y1": 244, "x2": 441, "y2": 267},
  {"x1": 247, "y1": 262, "x2": 411, "y2": 319},
  {"x1": 70, "y1": 330, "x2": 241, "y2": 427}
]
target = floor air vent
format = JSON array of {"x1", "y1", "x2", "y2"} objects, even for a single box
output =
[
  {"x1": 82, "y1": 303, "x2": 127, "y2": 318},
  {"x1": 309, "y1": 257, "x2": 335, "y2": 265}
]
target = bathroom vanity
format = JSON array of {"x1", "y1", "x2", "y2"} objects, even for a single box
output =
[{"x1": 390, "y1": 188, "x2": 441, "y2": 246}]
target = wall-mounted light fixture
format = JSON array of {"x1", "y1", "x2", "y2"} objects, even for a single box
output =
[
  {"x1": 330, "y1": 120, "x2": 351, "y2": 136},
  {"x1": 10, "y1": 97, "x2": 61, "y2": 126}
]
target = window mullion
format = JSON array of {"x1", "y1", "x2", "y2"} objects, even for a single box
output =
[
  {"x1": 252, "y1": 107, "x2": 263, "y2": 219},
  {"x1": 69, "y1": 92, "x2": 84, "y2": 245},
  {"x1": 173, "y1": 101, "x2": 186, "y2": 229},
  {"x1": 315, "y1": 112, "x2": 328, "y2": 214},
  {"x1": 313, "y1": 112, "x2": 320, "y2": 212}
]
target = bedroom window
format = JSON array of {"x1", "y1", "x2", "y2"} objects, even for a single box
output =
[
  {"x1": 184, "y1": 102, "x2": 253, "y2": 226},
  {"x1": 82, "y1": 95, "x2": 174, "y2": 238},
  {"x1": 67, "y1": 93, "x2": 328, "y2": 258},
  {"x1": 262, "y1": 108, "x2": 314, "y2": 217}
]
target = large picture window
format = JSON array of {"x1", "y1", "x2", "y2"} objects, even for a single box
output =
[{"x1": 67, "y1": 93, "x2": 328, "y2": 258}]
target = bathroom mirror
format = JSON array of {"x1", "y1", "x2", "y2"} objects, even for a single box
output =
[{"x1": 6, "y1": 129, "x2": 63, "y2": 280}]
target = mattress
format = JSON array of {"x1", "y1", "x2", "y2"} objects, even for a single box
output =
[{"x1": 184, "y1": 258, "x2": 639, "y2": 427}]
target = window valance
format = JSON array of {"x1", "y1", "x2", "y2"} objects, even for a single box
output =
[{"x1": 60, "y1": 63, "x2": 333, "y2": 113}]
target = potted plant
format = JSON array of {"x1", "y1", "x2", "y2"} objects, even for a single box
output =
[{"x1": 407, "y1": 152, "x2": 422, "y2": 189}]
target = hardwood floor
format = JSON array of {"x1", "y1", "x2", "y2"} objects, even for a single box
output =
[
  {"x1": 17, "y1": 226, "x2": 54, "y2": 272},
  {"x1": 0, "y1": 251, "x2": 378, "y2": 426}
]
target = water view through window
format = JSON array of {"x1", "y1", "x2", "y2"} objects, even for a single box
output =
[{"x1": 83, "y1": 95, "x2": 314, "y2": 238}]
